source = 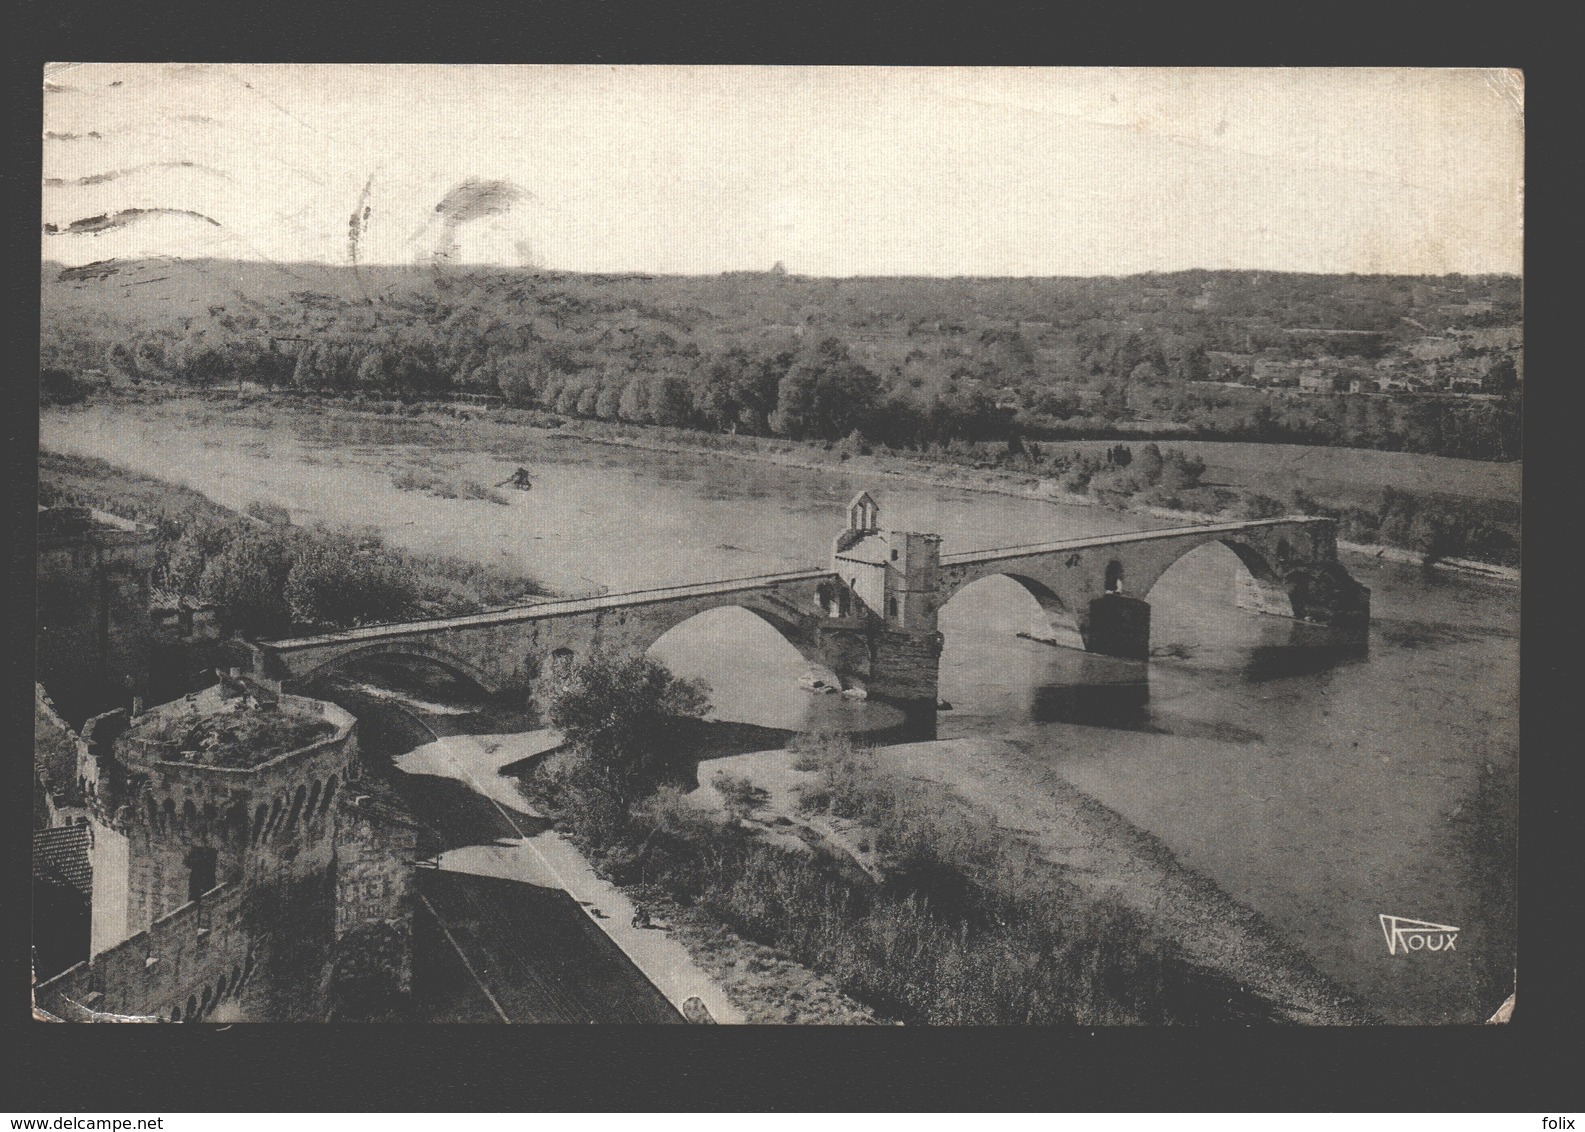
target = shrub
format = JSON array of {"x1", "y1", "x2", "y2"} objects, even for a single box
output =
[
  {"x1": 714, "y1": 773, "x2": 772, "y2": 825},
  {"x1": 283, "y1": 530, "x2": 420, "y2": 628},
  {"x1": 1239, "y1": 492, "x2": 1287, "y2": 519},
  {"x1": 40, "y1": 368, "x2": 90, "y2": 406},
  {"x1": 198, "y1": 526, "x2": 295, "y2": 637},
  {"x1": 244, "y1": 499, "x2": 293, "y2": 526}
]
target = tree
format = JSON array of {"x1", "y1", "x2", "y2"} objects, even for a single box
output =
[
  {"x1": 354, "y1": 350, "x2": 390, "y2": 391},
  {"x1": 1136, "y1": 442, "x2": 1165, "y2": 485},
  {"x1": 284, "y1": 532, "x2": 418, "y2": 628},
  {"x1": 1486, "y1": 356, "x2": 1519, "y2": 396},
  {"x1": 133, "y1": 337, "x2": 168, "y2": 379},
  {"x1": 39, "y1": 368, "x2": 88, "y2": 406},
  {"x1": 547, "y1": 652, "x2": 710, "y2": 813},
  {"x1": 199, "y1": 526, "x2": 295, "y2": 637},
  {"x1": 618, "y1": 379, "x2": 648, "y2": 422},
  {"x1": 648, "y1": 371, "x2": 696, "y2": 427},
  {"x1": 106, "y1": 341, "x2": 139, "y2": 381},
  {"x1": 1159, "y1": 448, "x2": 1206, "y2": 491},
  {"x1": 1129, "y1": 360, "x2": 1166, "y2": 387},
  {"x1": 770, "y1": 338, "x2": 882, "y2": 440}
]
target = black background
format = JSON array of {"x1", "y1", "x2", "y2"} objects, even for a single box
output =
[{"x1": 6, "y1": 0, "x2": 1577, "y2": 1112}]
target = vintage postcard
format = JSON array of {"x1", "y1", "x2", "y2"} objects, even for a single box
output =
[{"x1": 33, "y1": 65, "x2": 1520, "y2": 1027}]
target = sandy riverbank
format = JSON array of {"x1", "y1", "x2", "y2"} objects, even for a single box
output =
[{"x1": 692, "y1": 739, "x2": 1376, "y2": 1025}]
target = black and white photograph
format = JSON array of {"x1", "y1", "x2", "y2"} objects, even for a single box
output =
[{"x1": 30, "y1": 64, "x2": 1522, "y2": 1032}]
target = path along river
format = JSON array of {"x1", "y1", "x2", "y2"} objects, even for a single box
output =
[{"x1": 41, "y1": 400, "x2": 1519, "y2": 1024}]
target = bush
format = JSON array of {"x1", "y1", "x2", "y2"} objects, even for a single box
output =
[
  {"x1": 1239, "y1": 492, "x2": 1287, "y2": 519},
  {"x1": 199, "y1": 527, "x2": 295, "y2": 637},
  {"x1": 283, "y1": 531, "x2": 420, "y2": 627},
  {"x1": 40, "y1": 368, "x2": 90, "y2": 406},
  {"x1": 244, "y1": 499, "x2": 293, "y2": 526},
  {"x1": 792, "y1": 732, "x2": 874, "y2": 819},
  {"x1": 714, "y1": 773, "x2": 771, "y2": 825}
]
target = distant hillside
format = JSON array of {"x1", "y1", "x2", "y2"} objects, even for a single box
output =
[
  {"x1": 42, "y1": 258, "x2": 1523, "y2": 329},
  {"x1": 41, "y1": 259, "x2": 1521, "y2": 461}
]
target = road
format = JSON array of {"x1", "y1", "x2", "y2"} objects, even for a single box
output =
[{"x1": 329, "y1": 683, "x2": 746, "y2": 1024}]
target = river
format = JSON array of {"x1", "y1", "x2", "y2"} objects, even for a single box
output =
[{"x1": 40, "y1": 398, "x2": 1520, "y2": 1025}]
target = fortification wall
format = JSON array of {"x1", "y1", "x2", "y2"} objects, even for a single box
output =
[
  {"x1": 34, "y1": 685, "x2": 87, "y2": 818},
  {"x1": 38, "y1": 881, "x2": 257, "y2": 1023},
  {"x1": 36, "y1": 509, "x2": 155, "y2": 720},
  {"x1": 334, "y1": 792, "x2": 426, "y2": 999}
]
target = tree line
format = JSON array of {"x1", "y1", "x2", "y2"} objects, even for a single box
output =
[{"x1": 42, "y1": 263, "x2": 1521, "y2": 460}]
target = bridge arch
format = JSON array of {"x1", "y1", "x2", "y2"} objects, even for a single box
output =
[
  {"x1": 643, "y1": 603, "x2": 842, "y2": 715},
  {"x1": 625, "y1": 595, "x2": 816, "y2": 658},
  {"x1": 939, "y1": 571, "x2": 1086, "y2": 650},
  {"x1": 289, "y1": 640, "x2": 503, "y2": 696},
  {"x1": 1139, "y1": 535, "x2": 1295, "y2": 618},
  {"x1": 643, "y1": 603, "x2": 832, "y2": 669}
]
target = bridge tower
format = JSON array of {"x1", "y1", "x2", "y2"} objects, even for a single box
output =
[{"x1": 826, "y1": 493, "x2": 944, "y2": 723}]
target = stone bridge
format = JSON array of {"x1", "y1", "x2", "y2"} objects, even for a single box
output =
[{"x1": 249, "y1": 495, "x2": 1369, "y2": 723}]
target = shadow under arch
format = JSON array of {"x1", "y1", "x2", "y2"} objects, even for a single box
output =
[
  {"x1": 633, "y1": 596, "x2": 819, "y2": 662},
  {"x1": 292, "y1": 640, "x2": 502, "y2": 698},
  {"x1": 641, "y1": 601, "x2": 904, "y2": 754},
  {"x1": 644, "y1": 603, "x2": 842, "y2": 704}
]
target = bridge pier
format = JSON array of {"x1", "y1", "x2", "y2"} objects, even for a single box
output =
[
  {"x1": 1285, "y1": 564, "x2": 1372, "y2": 632},
  {"x1": 864, "y1": 628, "x2": 944, "y2": 738},
  {"x1": 1082, "y1": 595, "x2": 1152, "y2": 661}
]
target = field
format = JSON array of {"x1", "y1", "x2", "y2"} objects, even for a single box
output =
[{"x1": 1043, "y1": 439, "x2": 1520, "y2": 505}]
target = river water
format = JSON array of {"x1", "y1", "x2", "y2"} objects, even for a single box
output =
[{"x1": 40, "y1": 400, "x2": 1520, "y2": 1025}]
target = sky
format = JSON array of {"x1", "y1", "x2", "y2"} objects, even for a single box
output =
[{"x1": 41, "y1": 65, "x2": 1524, "y2": 277}]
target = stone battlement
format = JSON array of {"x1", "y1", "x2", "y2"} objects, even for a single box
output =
[{"x1": 37, "y1": 880, "x2": 254, "y2": 1023}]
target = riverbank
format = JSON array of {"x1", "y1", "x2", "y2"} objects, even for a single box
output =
[
  {"x1": 688, "y1": 738, "x2": 1374, "y2": 1024},
  {"x1": 439, "y1": 705, "x2": 1371, "y2": 1024}
]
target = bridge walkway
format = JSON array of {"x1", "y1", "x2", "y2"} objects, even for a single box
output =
[
  {"x1": 939, "y1": 517, "x2": 1315, "y2": 568},
  {"x1": 262, "y1": 567, "x2": 833, "y2": 649},
  {"x1": 261, "y1": 518, "x2": 1320, "y2": 652}
]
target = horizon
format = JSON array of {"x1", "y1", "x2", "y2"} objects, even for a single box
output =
[
  {"x1": 41, "y1": 256, "x2": 1524, "y2": 284},
  {"x1": 42, "y1": 66, "x2": 1523, "y2": 278}
]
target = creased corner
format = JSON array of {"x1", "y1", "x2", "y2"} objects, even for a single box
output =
[{"x1": 1485, "y1": 993, "x2": 1514, "y2": 1024}]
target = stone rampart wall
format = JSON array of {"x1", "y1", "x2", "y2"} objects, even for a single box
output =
[{"x1": 38, "y1": 881, "x2": 256, "y2": 1023}]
